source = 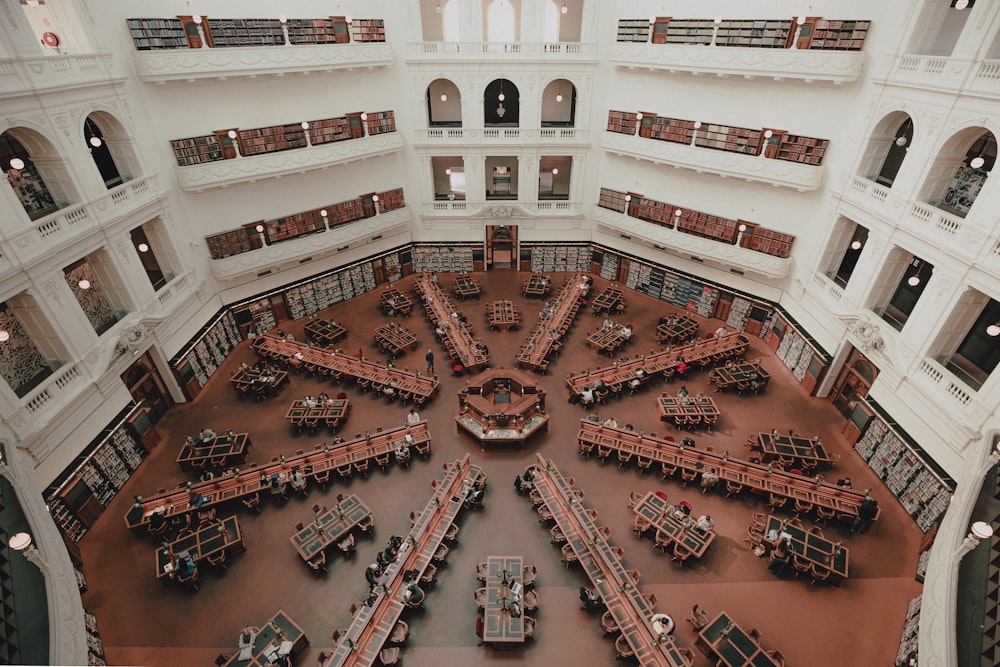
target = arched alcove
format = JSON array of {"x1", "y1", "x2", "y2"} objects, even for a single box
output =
[
  {"x1": 485, "y1": 0, "x2": 518, "y2": 43},
  {"x1": 2, "y1": 127, "x2": 76, "y2": 220},
  {"x1": 541, "y1": 79, "x2": 576, "y2": 127},
  {"x1": 920, "y1": 128, "x2": 996, "y2": 218},
  {"x1": 84, "y1": 111, "x2": 139, "y2": 189},
  {"x1": 858, "y1": 112, "x2": 914, "y2": 187},
  {"x1": 427, "y1": 79, "x2": 462, "y2": 127},
  {"x1": 484, "y1": 79, "x2": 519, "y2": 126}
]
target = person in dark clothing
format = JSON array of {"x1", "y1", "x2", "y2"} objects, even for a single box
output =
[
  {"x1": 768, "y1": 538, "x2": 790, "y2": 577},
  {"x1": 579, "y1": 586, "x2": 603, "y2": 611},
  {"x1": 852, "y1": 497, "x2": 879, "y2": 534},
  {"x1": 365, "y1": 562, "x2": 381, "y2": 589},
  {"x1": 425, "y1": 349, "x2": 435, "y2": 373}
]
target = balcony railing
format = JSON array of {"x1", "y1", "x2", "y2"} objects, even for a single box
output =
[
  {"x1": 0, "y1": 52, "x2": 120, "y2": 97},
  {"x1": 608, "y1": 43, "x2": 864, "y2": 85},
  {"x1": 887, "y1": 54, "x2": 1000, "y2": 99},
  {"x1": 592, "y1": 205, "x2": 791, "y2": 279},
  {"x1": 134, "y1": 43, "x2": 393, "y2": 83},
  {"x1": 176, "y1": 133, "x2": 404, "y2": 192},
  {"x1": 420, "y1": 200, "x2": 582, "y2": 218},
  {"x1": 601, "y1": 132, "x2": 824, "y2": 192},
  {"x1": 412, "y1": 127, "x2": 588, "y2": 145},
  {"x1": 406, "y1": 41, "x2": 597, "y2": 62}
]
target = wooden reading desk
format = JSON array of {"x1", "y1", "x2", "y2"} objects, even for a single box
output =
[
  {"x1": 756, "y1": 432, "x2": 833, "y2": 469},
  {"x1": 708, "y1": 361, "x2": 770, "y2": 394},
  {"x1": 285, "y1": 399, "x2": 350, "y2": 433},
  {"x1": 487, "y1": 300, "x2": 520, "y2": 331},
  {"x1": 223, "y1": 610, "x2": 308, "y2": 667},
  {"x1": 304, "y1": 318, "x2": 348, "y2": 346},
  {"x1": 591, "y1": 287, "x2": 625, "y2": 315},
  {"x1": 657, "y1": 395, "x2": 720, "y2": 430},
  {"x1": 414, "y1": 274, "x2": 489, "y2": 372},
  {"x1": 514, "y1": 273, "x2": 585, "y2": 373},
  {"x1": 230, "y1": 368, "x2": 289, "y2": 398},
  {"x1": 656, "y1": 315, "x2": 699, "y2": 345},
  {"x1": 482, "y1": 555, "x2": 526, "y2": 644},
  {"x1": 760, "y1": 514, "x2": 848, "y2": 584},
  {"x1": 176, "y1": 433, "x2": 251, "y2": 471},
  {"x1": 156, "y1": 515, "x2": 244, "y2": 580},
  {"x1": 631, "y1": 491, "x2": 715, "y2": 559},
  {"x1": 453, "y1": 275, "x2": 481, "y2": 300},
  {"x1": 324, "y1": 455, "x2": 485, "y2": 667},
  {"x1": 372, "y1": 324, "x2": 418, "y2": 358},
  {"x1": 696, "y1": 612, "x2": 780, "y2": 667},
  {"x1": 522, "y1": 274, "x2": 552, "y2": 298},
  {"x1": 586, "y1": 325, "x2": 629, "y2": 355},
  {"x1": 290, "y1": 493, "x2": 371, "y2": 561},
  {"x1": 380, "y1": 288, "x2": 412, "y2": 316}
]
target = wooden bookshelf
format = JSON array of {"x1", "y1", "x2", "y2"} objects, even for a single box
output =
[
  {"x1": 775, "y1": 133, "x2": 829, "y2": 165},
  {"x1": 607, "y1": 110, "x2": 638, "y2": 135},
  {"x1": 745, "y1": 227, "x2": 794, "y2": 258},
  {"x1": 647, "y1": 116, "x2": 696, "y2": 145},
  {"x1": 694, "y1": 123, "x2": 763, "y2": 155},
  {"x1": 598, "y1": 187, "x2": 628, "y2": 213},
  {"x1": 636, "y1": 198, "x2": 679, "y2": 228},
  {"x1": 237, "y1": 123, "x2": 308, "y2": 157},
  {"x1": 716, "y1": 19, "x2": 793, "y2": 48},
  {"x1": 663, "y1": 18, "x2": 715, "y2": 46},
  {"x1": 376, "y1": 188, "x2": 405, "y2": 214},
  {"x1": 206, "y1": 229, "x2": 255, "y2": 259},
  {"x1": 677, "y1": 209, "x2": 740, "y2": 244},
  {"x1": 617, "y1": 19, "x2": 651, "y2": 43},
  {"x1": 309, "y1": 116, "x2": 353, "y2": 144},
  {"x1": 808, "y1": 19, "x2": 870, "y2": 51},
  {"x1": 205, "y1": 18, "x2": 284, "y2": 47},
  {"x1": 328, "y1": 16, "x2": 351, "y2": 43},
  {"x1": 351, "y1": 18, "x2": 386, "y2": 42},
  {"x1": 170, "y1": 135, "x2": 225, "y2": 166},
  {"x1": 365, "y1": 111, "x2": 396, "y2": 136},
  {"x1": 327, "y1": 199, "x2": 365, "y2": 226},
  {"x1": 264, "y1": 210, "x2": 325, "y2": 244},
  {"x1": 126, "y1": 18, "x2": 190, "y2": 50},
  {"x1": 285, "y1": 18, "x2": 339, "y2": 45}
]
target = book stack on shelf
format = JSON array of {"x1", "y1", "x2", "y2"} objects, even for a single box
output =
[
  {"x1": 694, "y1": 123, "x2": 763, "y2": 155},
  {"x1": 617, "y1": 18, "x2": 651, "y2": 43},
  {"x1": 264, "y1": 210, "x2": 325, "y2": 243},
  {"x1": 169, "y1": 135, "x2": 225, "y2": 166},
  {"x1": 896, "y1": 596, "x2": 921, "y2": 667},
  {"x1": 326, "y1": 198, "x2": 366, "y2": 227},
  {"x1": 645, "y1": 116, "x2": 697, "y2": 144},
  {"x1": 412, "y1": 245, "x2": 475, "y2": 273},
  {"x1": 726, "y1": 296, "x2": 754, "y2": 331},
  {"x1": 745, "y1": 228, "x2": 795, "y2": 258},
  {"x1": 127, "y1": 18, "x2": 189, "y2": 50},
  {"x1": 597, "y1": 187, "x2": 628, "y2": 214},
  {"x1": 716, "y1": 19, "x2": 793, "y2": 48},
  {"x1": 635, "y1": 197, "x2": 678, "y2": 228},
  {"x1": 285, "y1": 18, "x2": 339, "y2": 44},
  {"x1": 85, "y1": 611, "x2": 107, "y2": 666},
  {"x1": 206, "y1": 18, "x2": 285, "y2": 47},
  {"x1": 809, "y1": 20, "x2": 869, "y2": 51},
  {"x1": 237, "y1": 123, "x2": 308, "y2": 157},
  {"x1": 528, "y1": 244, "x2": 591, "y2": 273},
  {"x1": 383, "y1": 252, "x2": 403, "y2": 282},
  {"x1": 599, "y1": 253, "x2": 619, "y2": 281},
  {"x1": 376, "y1": 188, "x2": 405, "y2": 213},
  {"x1": 351, "y1": 18, "x2": 386, "y2": 42},
  {"x1": 624, "y1": 261, "x2": 653, "y2": 291},
  {"x1": 206, "y1": 229, "x2": 254, "y2": 259},
  {"x1": 662, "y1": 18, "x2": 715, "y2": 45},
  {"x1": 607, "y1": 110, "x2": 639, "y2": 135},
  {"x1": 365, "y1": 111, "x2": 397, "y2": 135},
  {"x1": 308, "y1": 116, "x2": 353, "y2": 144},
  {"x1": 676, "y1": 210, "x2": 740, "y2": 244},
  {"x1": 775, "y1": 134, "x2": 829, "y2": 165}
]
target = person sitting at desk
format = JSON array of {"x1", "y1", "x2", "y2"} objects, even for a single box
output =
[
  {"x1": 176, "y1": 555, "x2": 197, "y2": 579},
  {"x1": 681, "y1": 437, "x2": 696, "y2": 448},
  {"x1": 147, "y1": 508, "x2": 168, "y2": 535},
  {"x1": 199, "y1": 427, "x2": 217, "y2": 442},
  {"x1": 269, "y1": 475, "x2": 287, "y2": 497},
  {"x1": 837, "y1": 476, "x2": 853, "y2": 488},
  {"x1": 238, "y1": 626, "x2": 260, "y2": 651},
  {"x1": 289, "y1": 469, "x2": 307, "y2": 492},
  {"x1": 696, "y1": 514, "x2": 715, "y2": 532},
  {"x1": 620, "y1": 324, "x2": 633, "y2": 340},
  {"x1": 603, "y1": 416, "x2": 618, "y2": 428},
  {"x1": 365, "y1": 562, "x2": 381, "y2": 590},
  {"x1": 200, "y1": 468, "x2": 216, "y2": 482},
  {"x1": 714, "y1": 326, "x2": 728, "y2": 338},
  {"x1": 768, "y1": 538, "x2": 791, "y2": 577},
  {"x1": 304, "y1": 395, "x2": 317, "y2": 408},
  {"x1": 676, "y1": 357, "x2": 689, "y2": 378},
  {"x1": 406, "y1": 409, "x2": 422, "y2": 426},
  {"x1": 601, "y1": 317, "x2": 614, "y2": 331},
  {"x1": 677, "y1": 385, "x2": 689, "y2": 398},
  {"x1": 659, "y1": 316, "x2": 673, "y2": 326},
  {"x1": 395, "y1": 442, "x2": 411, "y2": 465},
  {"x1": 317, "y1": 392, "x2": 330, "y2": 404},
  {"x1": 579, "y1": 386, "x2": 594, "y2": 406},
  {"x1": 404, "y1": 582, "x2": 425, "y2": 607},
  {"x1": 579, "y1": 586, "x2": 603, "y2": 611}
]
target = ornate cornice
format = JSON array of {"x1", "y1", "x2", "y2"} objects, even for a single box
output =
[
  {"x1": 176, "y1": 134, "x2": 404, "y2": 192},
  {"x1": 600, "y1": 132, "x2": 824, "y2": 192},
  {"x1": 609, "y1": 44, "x2": 864, "y2": 84}
]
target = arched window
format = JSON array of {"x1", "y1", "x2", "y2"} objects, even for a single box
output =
[
  {"x1": 543, "y1": 0, "x2": 560, "y2": 42},
  {"x1": 84, "y1": 116, "x2": 124, "y2": 189},
  {"x1": 487, "y1": 0, "x2": 516, "y2": 43},
  {"x1": 876, "y1": 118, "x2": 913, "y2": 187},
  {"x1": 3, "y1": 130, "x2": 59, "y2": 220},
  {"x1": 940, "y1": 131, "x2": 995, "y2": 218},
  {"x1": 442, "y1": 0, "x2": 459, "y2": 42}
]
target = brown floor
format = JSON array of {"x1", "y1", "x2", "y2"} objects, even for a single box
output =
[{"x1": 81, "y1": 269, "x2": 924, "y2": 667}]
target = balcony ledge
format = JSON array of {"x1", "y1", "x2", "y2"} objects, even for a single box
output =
[
  {"x1": 406, "y1": 41, "x2": 597, "y2": 63},
  {"x1": 0, "y1": 52, "x2": 122, "y2": 98},
  {"x1": 419, "y1": 200, "x2": 582, "y2": 219}
]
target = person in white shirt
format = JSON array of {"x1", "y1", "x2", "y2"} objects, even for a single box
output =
[
  {"x1": 696, "y1": 514, "x2": 715, "y2": 532},
  {"x1": 304, "y1": 396, "x2": 317, "y2": 408},
  {"x1": 406, "y1": 409, "x2": 421, "y2": 426},
  {"x1": 199, "y1": 427, "x2": 216, "y2": 442},
  {"x1": 579, "y1": 386, "x2": 594, "y2": 405},
  {"x1": 603, "y1": 417, "x2": 618, "y2": 428},
  {"x1": 714, "y1": 326, "x2": 728, "y2": 338},
  {"x1": 620, "y1": 325, "x2": 633, "y2": 339}
]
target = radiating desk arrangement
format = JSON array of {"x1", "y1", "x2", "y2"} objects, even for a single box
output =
[
  {"x1": 758, "y1": 514, "x2": 849, "y2": 585},
  {"x1": 566, "y1": 333, "x2": 751, "y2": 400},
  {"x1": 514, "y1": 272, "x2": 586, "y2": 373},
  {"x1": 521, "y1": 274, "x2": 552, "y2": 298},
  {"x1": 576, "y1": 421, "x2": 875, "y2": 524},
  {"x1": 591, "y1": 286, "x2": 625, "y2": 315},
  {"x1": 755, "y1": 432, "x2": 834, "y2": 470},
  {"x1": 156, "y1": 515, "x2": 244, "y2": 580},
  {"x1": 630, "y1": 491, "x2": 715, "y2": 559},
  {"x1": 324, "y1": 454, "x2": 485, "y2": 667},
  {"x1": 586, "y1": 325, "x2": 629, "y2": 355},
  {"x1": 487, "y1": 300, "x2": 520, "y2": 331},
  {"x1": 380, "y1": 287, "x2": 412, "y2": 316},
  {"x1": 177, "y1": 433, "x2": 252, "y2": 470},
  {"x1": 455, "y1": 368, "x2": 549, "y2": 447},
  {"x1": 526, "y1": 453, "x2": 693, "y2": 666},
  {"x1": 304, "y1": 317, "x2": 348, "y2": 347},
  {"x1": 481, "y1": 555, "x2": 527, "y2": 644},
  {"x1": 372, "y1": 323, "x2": 418, "y2": 358},
  {"x1": 696, "y1": 612, "x2": 781, "y2": 667},
  {"x1": 251, "y1": 335, "x2": 439, "y2": 406},
  {"x1": 453, "y1": 275, "x2": 481, "y2": 300},
  {"x1": 414, "y1": 274, "x2": 490, "y2": 372},
  {"x1": 125, "y1": 423, "x2": 432, "y2": 530},
  {"x1": 708, "y1": 361, "x2": 770, "y2": 394},
  {"x1": 290, "y1": 493, "x2": 371, "y2": 562},
  {"x1": 223, "y1": 610, "x2": 308, "y2": 667},
  {"x1": 656, "y1": 314, "x2": 700, "y2": 345},
  {"x1": 230, "y1": 367, "x2": 289, "y2": 398},
  {"x1": 657, "y1": 395, "x2": 720, "y2": 430},
  {"x1": 284, "y1": 399, "x2": 350, "y2": 434}
]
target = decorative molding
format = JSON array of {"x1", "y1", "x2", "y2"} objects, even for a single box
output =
[
  {"x1": 134, "y1": 43, "x2": 393, "y2": 83},
  {"x1": 405, "y1": 41, "x2": 598, "y2": 63},
  {"x1": 0, "y1": 53, "x2": 121, "y2": 98},
  {"x1": 176, "y1": 133, "x2": 404, "y2": 192},
  {"x1": 421, "y1": 200, "x2": 583, "y2": 219},
  {"x1": 600, "y1": 132, "x2": 825, "y2": 192}
]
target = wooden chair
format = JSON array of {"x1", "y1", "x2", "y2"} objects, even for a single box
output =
[
  {"x1": 522, "y1": 564, "x2": 538, "y2": 587},
  {"x1": 617, "y1": 448, "x2": 633, "y2": 469},
  {"x1": 474, "y1": 587, "x2": 488, "y2": 609},
  {"x1": 294, "y1": 521, "x2": 305, "y2": 532},
  {"x1": 794, "y1": 498, "x2": 815, "y2": 516},
  {"x1": 336, "y1": 463, "x2": 353, "y2": 479},
  {"x1": 767, "y1": 650, "x2": 786, "y2": 667},
  {"x1": 348, "y1": 601, "x2": 362, "y2": 618},
  {"x1": 389, "y1": 619, "x2": 409, "y2": 645},
  {"x1": 241, "y1": 492, "x2": 261, "y2": 513},
  {"x1": 206, "y1": 548, "x2": 229, "y2": 570},
  {"x1": 636, "y1": 456, "x2": 653, "y2": 474},
  {"x1": 744, "y1": 525, "x2": 764, "y2": 550},
  {"x1": 725, "y1": 480, "x2": 744, "y2": 498},
  {"x1": 522, "y1": 588, "x2": 539, "y2": 612},
  {"x1": 550, "y1": 525, "x2": 567, "y2": 544},
  {"x1": 792, "y1": 554, "x2": 812, "y2": 578},
  {"x1": 476, "y1": 561, "x2": 490, "y2": 582},
  {"x1": 680, "y1": 468, "x2": 698, "y2": 486},
  {"x1": 178, "y1": 565, "x2": 200, "y2": 591},
  {"x1": 444, "y1": 523, "x2": 460, "y2": 542},
  {"x1": 749, "y1": 627, "x2": 763, "y2": 642},
  {"x1": 627, "y1": 491, "x2": 643, "y2": 508},
  {"x1": 661, "y1": 462, "x2": 678, "y2": 479},
  {"x1": 432, "y1": 543, "x2": 449, "y2": 564},
  {"x1": 815, "y1": 505, "x2": 836, "y2": 526},
  {"x1": 308, "y1": 550, "x2": 327, "y2": 574},
  {"x1": 378, "y1": 646, "x2": 400, "y2": 665},
  {"x1": 672, "y1": 542, "x2": 693, "y2": 565},
  {"x1": 336, "y1": 533, "x2": 356, "y2": 555},
  {"x1": 354, "y1": 459, "x2": 370, "y2": 478},
  {"x1": 601, "y1": 610, "x2": 620, "y2": 636},
  {"x1": 625, "y1": 569, "x2": 641, "y2": 585},
  {"x1": 808, "y1": 525, "x2": 826, "y2": 538},
  {"x1": 420, "y1": 562, "x2": 437, "y2": 587},
  {"x1": 357, "y1": 515, "x2": 374, "y2": 534},
  {"x1": 561, "y1": 543, "x2": 579, "y2": 568},
  {"x1": 810, "y1": 563, "x2": 831, "y2": 585},
  {"x1": 767, "y1": 493, "x2": 788, "y2": 512},
  {"x1": 596, "y1": 444, "x2": 613, "y2": 462},
  {"x1": 678, "y1": 647, "x2": 696, "y2": 666},
  {"x1": 633, "y1": 515, "x2": 653, "y2": 537},
  {"x1": 523, "y1": 615, "x2": 536, "y2": 640},
  {"x1": 688, "y1": 604, "x2": 710, "y2": 631},
  {"x1": 579, "y1": 440, "x2": 596, "y2": 458},
  {"x1": 615, "y1": 634, "x2": 635, "y2": 660},
  {"x1": 374, "y1": 451, "x2": 391, "y2": 471}
]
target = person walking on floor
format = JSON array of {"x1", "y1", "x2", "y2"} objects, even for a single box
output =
[{"x1": 425, "y1": 349, "x2": 435, "y2": 374}]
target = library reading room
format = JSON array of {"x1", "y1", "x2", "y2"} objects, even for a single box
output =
[{"x1": 1, "y1": 1, "x2": 999, "y2": 666}]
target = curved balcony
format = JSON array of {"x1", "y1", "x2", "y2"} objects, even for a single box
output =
[
  {"x1": 601, "y1": 132, "x2": 824, "y2": 192},
  {"x1": 176, "y1": 133, "x2": 404, "y2": 192},
  {"x1": 210, "y1": 207, "x2": 412, "y2": 281},
  {"x1": 406, "y1": 41, "x2": 597, "y2": 63},
  {"x1": 134, "y1": 43, "x2": 393, "y2": 83},
  {"x1": 609, "y1": 43, "x2": 864, "y2": 85},
  {"x1": 411, "y1": 127, "x2": 589, "y2": 146},
  {"x1": 886, "y1": 55, "x2": 1000, "y2": 101},
  {"x1": 592, "y1": 205, "x2": 791, "y2": 280},
  {"x1": 420, "y1": 200, "x2": 582, "y2": 219},
  {"x1": 0, "y1": 53, "x2": 121, "y2": 98}
]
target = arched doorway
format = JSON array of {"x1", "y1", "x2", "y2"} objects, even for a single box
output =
[
  {"x1": 121, "y1": 353, "x2": 174, "y2": 422},
  {"x1": 831, "y1": 348, "x2": 878, "y2": 418}
]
